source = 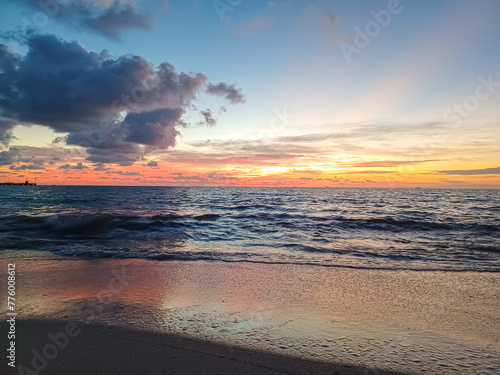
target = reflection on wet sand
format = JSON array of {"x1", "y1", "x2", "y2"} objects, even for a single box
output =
[{"x1": 7, "y1": 258, "x2": 500, "y2": 374}]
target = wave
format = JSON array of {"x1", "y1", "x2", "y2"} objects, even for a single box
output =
[
  {"x1": 1, "y1": 209, "x2": 498, "y2": 272},
  {"x1": 0, "y1": 213, "x2": 220, "y2": 236},
  {"x1": 231, "y1": 212, "x2": 499, "y2": 233},
  {"x1": 193, "y1": 213, "x2": 221, "y2": 221},
  {"x1": 1, "y1": 211, "x2": 498, "y2": 237}
]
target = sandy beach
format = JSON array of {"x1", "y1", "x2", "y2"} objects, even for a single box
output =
[
  {"x1": 1, "y1": 256, "x2": 499, "y2": 374},
  {"x1": 1, "y1": 319, "x2": 407, "y2": 375}
]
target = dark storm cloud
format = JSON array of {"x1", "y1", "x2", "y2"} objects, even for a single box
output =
[
  {"x1": 84, "y1": 146, "x2": 145, "y2": 166},
  {"x1": 0, "y1": 35, "x2": 206, "y2": 133},
  {"x1": 146, "y1": 160, "x2": 158, "y2": 167},
  {"x1": 123, "y1": 108, "x2": 182, "y2": 146},
  {"x1": 65, "y1": 108, "x2": 183, "y2": 165},
  {"x1": 0, "y1": 34, "x2": 244, "y2": 164},
  {"x1": 0, "y1": 118, "x2": 17, "y2": 147},
  {"x1": 0, "y1": 46, "x2": 18, "y2": 147},
  {"x1": 206, "y1": 82, "x2": 245, "y2": 104},
  {"x1": 17, "y1": 0, "x2": 154, "y2": 39}
]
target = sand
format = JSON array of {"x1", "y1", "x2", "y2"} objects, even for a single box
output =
[
  {"x1": 1, "y1": 319, "x2": 404, "y2": 375},
  {"x1": 1, "y1": 256, "x2": 499, "y2": 374}
]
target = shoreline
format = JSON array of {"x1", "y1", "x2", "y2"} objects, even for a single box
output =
[
  {"x1": 2, "y1": 249, "x2": 498, "y2": 273},
  {"x1": 1, "y1": 258, "x2": 498, "y2": 374},
  {"x1": 1, "y1": 319, "x2": 408, "y2": 375}
]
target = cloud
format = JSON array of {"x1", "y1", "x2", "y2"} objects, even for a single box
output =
[
  {"x1": 122, "y1": 108, "x2": 182, "y2": 147},
  {"x1": 348, "y1": 160, "x2": 441, "y2": 168},
  {"x1": 9, "y1": 159, "x2": 45, "y2": 170},
  {"x1": 206, "y1": 172, "x2": 237, "y2": 181},
  {"x1": 198, "y1": 109, "x2": 216, "y2": 127},
  {"x1": 58, "y1": 162, "x2": 87, "y2": 170},
  {"x1": 177, "y1": 120, "x2": 493, "y2": 170},
  {"x1": 0, "y1": 146, "x2": 71, "y2": 166},
  {"x1": 83, "y1": 2, "x2": 155, "y2": 39},
  {"x1": 206, "y1": 82, "x2": 245, "y2": 104},
  {"x1": 169, "y1": 172, "x2": 239, "y2": 184},
  {"x1": 277, "y1": 121, "x2": 451, "y2": 144},
  {"x1": 146, "y1": 160, "x2": 158, "y2": 167},
  {"x1": 0, "y1": 35, "x2": 205, "y2": 133},
  {"x1": 343, "y1": 170, "x2": 393, "y2": 174},
  {"x1": 232, "y1": 16, "x2": 272, "y2": 35},
  {"x1": 440, "y1": 180, "x2": 469, "y2": 184},
  {"x1": 93, "y1": 162, "x2": 110, "y2": 171},
  {"x1": 0, "y1": 34, "x2": 243, "y2": 164},
  {"x1": 9, "y1": 164, "x2": 44, "y2": 170},
  {"x1": 109, "y1": 170, "x2": 141, "y2": 176},
  {"x1": 322, "y1": 12, "x2": 337, "y2": 27},
  {"x1": 171, "y1": 172, "x2": 207, "y2": 182},
  {"x1": 72, "y1": 162, "x2": 88, "y2": 170},
  {"x1": 0, "y1": 118, "x2": 17, "y2": 147},
  {"x1": 168, "y1": 118, "x2": 500, "y2": 173},
  {"x1": 16, "y1": 0, "x2": 155, "y2": 40},
  {"x1": 0, "y1": 149, "x2": 19, "y2": 165},
  {"x1": 66, "y1": 109, "x2": 183, "y2": 165},
  {"x1": 436, "y1": 166, "x2": 500, "y2": 175}
]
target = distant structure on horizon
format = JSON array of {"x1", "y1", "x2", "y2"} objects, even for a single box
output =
[{"x1": 0, "y1": 178, "x2": 37, "y2": 186}]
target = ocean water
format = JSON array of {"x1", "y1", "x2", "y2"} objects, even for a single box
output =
[{"x1": 0, "y1": 186, "x2": 499, "y2": 272}]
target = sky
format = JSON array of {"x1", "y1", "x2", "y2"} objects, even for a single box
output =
[{"x1": 0, "y1": 0, "x2": 499, "y2": 187}]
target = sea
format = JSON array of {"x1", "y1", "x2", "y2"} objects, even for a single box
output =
[{"x1": 1, "y1": 186, "x2": 499, "y2": 272}]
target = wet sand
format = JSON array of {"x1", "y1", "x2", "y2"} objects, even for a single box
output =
[
  {"x1": 1, "y1": 319, "x2": 405, "y2": 375},
  {"x1": 0, "y1": 256, "x2": 499, "y2": 374}
]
